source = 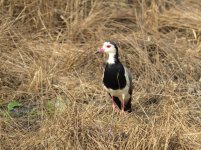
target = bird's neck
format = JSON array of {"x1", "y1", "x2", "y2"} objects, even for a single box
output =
[{"x1": 107, "y1": 52, "x2": 119, "y2": 64}]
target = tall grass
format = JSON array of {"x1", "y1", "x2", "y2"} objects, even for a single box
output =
[{"x1": 0, "y1": 0, "x2": 201, "y2": 149}]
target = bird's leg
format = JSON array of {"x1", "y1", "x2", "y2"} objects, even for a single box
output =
[
  {"x1": 112, "y1": 96, "x2": 115, "y2": 111},
  {"x1": 121, "y1": 100, "x2": 125, "y2": 113},
  {"x1": 121, "y1": 94, "x2": 125, "y2": 114}
]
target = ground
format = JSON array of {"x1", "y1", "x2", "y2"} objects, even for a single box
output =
[{"x1": 0, "y1": 0, "x2": 201, "y2": 149}]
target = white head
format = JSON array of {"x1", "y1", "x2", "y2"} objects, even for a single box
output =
[
  {"x1": 96, "y1": 41, "x2": 119, "y2": 64},
  {"x1": 96, "y1": 41, "x2": 118, "y2": 54}
]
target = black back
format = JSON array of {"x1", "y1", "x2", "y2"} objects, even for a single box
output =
[{"x1": 103, "y1": 63, "x2": 126, "y2": 90}]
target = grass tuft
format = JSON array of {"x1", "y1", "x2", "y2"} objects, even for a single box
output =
[{"x1": 0, "y1": 0, "x2": 201, "y2": 149}]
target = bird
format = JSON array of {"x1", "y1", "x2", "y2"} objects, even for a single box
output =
[{"x1": 96, "y1": 41, "x2": 133, "y2": 113}]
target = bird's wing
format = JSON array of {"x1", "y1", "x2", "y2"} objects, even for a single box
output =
[{"x1": 124, "y1": 67, "x2": 133, "y2": 95}]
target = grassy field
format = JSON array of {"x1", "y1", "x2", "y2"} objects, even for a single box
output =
[{"x1": 0, "y1": 0, "x2": 201, "y2": 149}]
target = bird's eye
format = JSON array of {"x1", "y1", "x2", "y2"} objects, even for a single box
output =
[{"x1": 106, "y1": 45, "x2": 111, "y2": 48}]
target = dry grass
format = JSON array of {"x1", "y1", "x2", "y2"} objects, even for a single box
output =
[{"x1": 0, "y1": 0, "x2": 201, "y2": 149}]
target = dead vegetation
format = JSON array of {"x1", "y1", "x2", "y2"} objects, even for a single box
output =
[{"x1": 0, "y1": 0, "x2": 201, "y2": 149}]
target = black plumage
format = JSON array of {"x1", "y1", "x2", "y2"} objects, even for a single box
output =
[{"x1": 103, "y1": 63, "x2": 126, "y2": 90}]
